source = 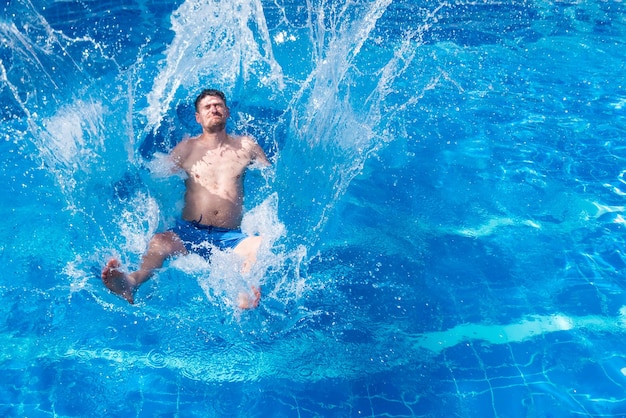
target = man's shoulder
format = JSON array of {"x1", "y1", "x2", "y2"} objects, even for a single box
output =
[
  {"x1": 236, "y1": 135, "x2": 258, "y2": 148},
  {"x1": 175, "y1": 135, "x2": 204, "y2": 153},
  {"x1": 226, "y1": 134, "x2": 255, "y2": 151},
  {"x1": 237, "y1": 135, "x2": 270, "y2": 166},
  {"x1": 228, "y1": 134, "x2": 252, "y2": 143},
  {"x1": 179, "y1": 135, "x2": 200, "y2": 146},
  {"x1": 170, "y1": 136, "x2": 199, "y2": 164},
  {"x1": 172, "y1": 135, "x2": 190, "y2": 149}
]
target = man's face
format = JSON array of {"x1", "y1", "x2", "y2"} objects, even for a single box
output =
[{"x1": 195, "y1": 95, "x2": 229, "y2": 133}]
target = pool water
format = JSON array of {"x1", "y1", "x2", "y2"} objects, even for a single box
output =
[{"x1": 2, "y1": 0, "x2": 626, "y2": 416}]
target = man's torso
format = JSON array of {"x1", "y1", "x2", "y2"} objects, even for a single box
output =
[{"x1": 176, "y1": 136, "x2": 253, "y2": 228}]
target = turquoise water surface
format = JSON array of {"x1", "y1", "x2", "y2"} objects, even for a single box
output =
[{"x1": 2, "y1": 0, "x2": 626, "y2": 416}]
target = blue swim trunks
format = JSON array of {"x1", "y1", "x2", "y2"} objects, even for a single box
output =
[{"x1": 169, "y1": 219, "x2": 248, "y2": 259}]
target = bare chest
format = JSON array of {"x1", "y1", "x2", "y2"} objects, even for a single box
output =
[{"x1": 186, "y1": 147, "x2": 249, "y2": 186}]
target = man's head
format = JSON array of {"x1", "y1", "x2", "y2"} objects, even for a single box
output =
[
  {"x1": 195, "y1": 89, "x2": 229, "y2": 133},
  {"x1": 195, "y1": 89, "x2": 227, "y2": 111}
]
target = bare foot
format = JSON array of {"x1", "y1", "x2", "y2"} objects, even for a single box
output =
[
  {"x1": 237, "y1": 286, "x2": 261, "y2": 310},
  {"x1": 101, "y1": 258, "x2": 137, "y2": 304}
]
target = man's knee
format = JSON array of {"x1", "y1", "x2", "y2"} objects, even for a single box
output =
[
  {"x1": 235, "y1": 236, "x2": 262, "y2": 274},
  {"x1": 234, "y1": 235, "x2": 262, "y2": 258},
  {"x1": 150, "y1": 231, "x2": 185, "y2": 255}
]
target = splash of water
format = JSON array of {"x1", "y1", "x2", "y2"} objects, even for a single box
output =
[
  {"x1": 3, "y1": 0, "x2": 449, "y2": 312},
  {"x1": 0, "y1": 0, "x2": 120, "y2": 121},
  {"x1": 0, "y1": 0, "x2": 130, "y2": 216},
  {"x1": 144, "y1": 0, "x2": 285, "y2": 133},
  {"x1": 275, "y1": 0, "x2": 447, "y2": 244}
]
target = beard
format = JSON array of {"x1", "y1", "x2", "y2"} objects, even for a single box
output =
[{"x1": 205, "y1": 119, "x2": 226, "y2": 133}]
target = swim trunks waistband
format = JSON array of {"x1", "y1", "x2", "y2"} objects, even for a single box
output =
[{"x1": 169, "y1": 219, "x2": 248, "y2": 259}]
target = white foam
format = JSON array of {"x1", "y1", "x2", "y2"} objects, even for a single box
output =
[
  {"x1": 63, "y1": 255, "x2": 92, "y2": 295},
  {"x1": 241, "y1": 193, "x2": 285, "y2": 241},
  {"x1": 145, "y1": 152, "x2": 181, "y2": 178},
  {"x1": 117, "y1": 192, "x2": 161, "y2": 256},
  {"x1": 40, "y1": 100, "x2": 106, "y2": 173}
]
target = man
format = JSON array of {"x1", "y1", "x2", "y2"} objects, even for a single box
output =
[{"x1": 102, "y1": 89, "x2": 270, "y2": 309}]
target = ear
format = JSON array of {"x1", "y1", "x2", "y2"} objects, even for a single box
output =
[{"x1": 195, "y1": 112, "x2": 201, "y2": 124}]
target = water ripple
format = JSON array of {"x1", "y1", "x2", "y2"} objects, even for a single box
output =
[{"x1": 146, "y1": 349, "x2": 167, "y2": 368}]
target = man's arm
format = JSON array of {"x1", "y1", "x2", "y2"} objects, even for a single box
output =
[
  {"x1": 245, "y1": 137, "x2": 270, "y2": 167},
  {"x1": 169, "y1": 138, "x2": 191, "y2": 171}
]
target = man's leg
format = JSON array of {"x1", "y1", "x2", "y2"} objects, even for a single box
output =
[
  {"x1": 233, "y1": 235, "x2": 263, "y2": 309},
  {"x1": 102, "y1": 231, "x2": 186, "y2": 304},
  {"x1": 233, "y1": 235, "x2": 263, "y2": 273}
]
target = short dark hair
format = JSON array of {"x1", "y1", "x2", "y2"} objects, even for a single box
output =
[{"x1": 195, "y1": 89, "x2": 227, "y2": 111}]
